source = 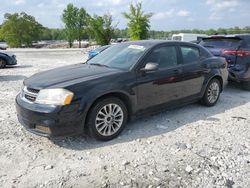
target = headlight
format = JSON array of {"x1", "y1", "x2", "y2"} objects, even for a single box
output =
[{"x1": 35, "y1": 88, "x2": 74, "y2": 105}]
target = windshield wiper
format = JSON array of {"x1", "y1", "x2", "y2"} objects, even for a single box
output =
[{"x1": 89, "y1": 63, "x2": 110, "y2": 68}]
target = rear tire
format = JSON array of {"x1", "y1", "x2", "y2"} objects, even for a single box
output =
[
  {"x1": 0, "y1": 59, "x2": 6, "y2": 68},
  {"x1": 201, "y1": 78, "x2": 221, "y2": 106},
  {"x1": 241, "y1": 81, "x2": 250, "y2": 91},
  {"x1": 86, "y1": 97, "x2": 128, "y2": 141}
]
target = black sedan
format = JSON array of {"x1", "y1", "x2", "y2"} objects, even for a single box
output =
[
  {"x1": 16, "y1": 41, "x2": 228, "y2": 141},
  {"x1": 0, "y1": 51, "x2": 17, "y2": 68}
]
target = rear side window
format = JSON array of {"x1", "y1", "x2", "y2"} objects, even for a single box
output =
[
  {"x1": 145, "y1": 46, "x2": 177, "y2": 69},
  {"x1": 180, "y1": 46, "x2": 200, "y2": 64},
  {"x1": 200, "y1": 38, "x2": 241, "y2": 48}
]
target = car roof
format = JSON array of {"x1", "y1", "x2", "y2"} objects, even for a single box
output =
[
  {"x1": 122, "y1": 40, "x2": 200, "y2": 48},
  {"x1": 227, "y1": 33, "x2": 250, "y2": 37},
  {"x1": 202, "y1": 34, "x2": 250, "y2": 40}
]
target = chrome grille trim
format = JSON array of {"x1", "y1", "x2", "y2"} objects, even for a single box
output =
[
  {"x1": 27, "y1": 87, "x2": 39, "y2": 94},
  {"x1": 21, "y1": 86, "x2": 39, "y2": 103}
]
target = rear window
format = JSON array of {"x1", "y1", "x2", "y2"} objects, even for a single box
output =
[{"x1": 200, "y1": 38, "x2": 241, "y2": 48}]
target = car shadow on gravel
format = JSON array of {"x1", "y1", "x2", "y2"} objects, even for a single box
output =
[
  {"x1": 5, "y1": 65, "x2": 33, "y2": 69},
  {"x1": 0, "y1": 75, "x2": 27, "y2": 81},
  {"x1": 50, "y1": 83, "x2": 250, "y2": 150}
]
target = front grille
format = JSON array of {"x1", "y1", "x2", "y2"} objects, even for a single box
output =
[
  {"x1": 27, "y1": 87, "x2": 40, "y2": 94},
  {"x1": 22, "y1": 86, "x2": 39, "y2": 103},
  {"x1": 24, "y1": 94, "x2": 36, "y2": 102}
]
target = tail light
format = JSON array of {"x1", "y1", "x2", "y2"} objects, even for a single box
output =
[{"x1": 222, "y1": 50, "x2": 250, "y2": 56}]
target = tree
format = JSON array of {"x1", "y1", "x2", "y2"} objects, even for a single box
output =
[
  {"x1": 62, "y1": 4, "x2": 78, "y2": 48},
  {"x1": 62, "y1": 4, "x2": 88, "y2": 48},
  {"x1": 0, "y1": 12, "x2": 44, "y2": 47},
  {"x1": 122, "y1": 2, "x2": 153, "y2": 40},
  {"x1": 76, "y1": 8, "x2": 88, "y2": 47},
  {"x1": 87, "y1": 14, "x2": 115, "y2": 45}
]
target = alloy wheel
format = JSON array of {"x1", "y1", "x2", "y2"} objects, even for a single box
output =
[
  {"x1": 207, "y1": 82, "x2": 220, "y2": 104},
  {"x1": 95, "y1": 103, "x2": 124, "y2": 136}
]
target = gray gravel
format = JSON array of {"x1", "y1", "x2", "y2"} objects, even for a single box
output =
[{"x1": 0, "y1": 49, "x2": 250, "y2": 188}]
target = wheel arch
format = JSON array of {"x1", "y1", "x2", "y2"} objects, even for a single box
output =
[
  {"x1": 83, "y1": 91, "x2": 133, "y2": 129},
  {"x1": 0, "y1": 56, "x2": 8, "y2": 64},
  {"x1": 201, "y1": 74, "x2": 223, "y2": 98},
  {"x1": 0, "y1": 54, "x2": 9, "y2": 62}
]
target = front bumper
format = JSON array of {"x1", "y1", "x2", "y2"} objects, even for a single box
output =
[{"x1": 15, "y1": 94, "x2": 84, "y2": 137}]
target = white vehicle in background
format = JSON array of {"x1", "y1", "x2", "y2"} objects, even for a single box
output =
[{"x1": 172, "y1": 33, "x2": 208, "y2": 43}]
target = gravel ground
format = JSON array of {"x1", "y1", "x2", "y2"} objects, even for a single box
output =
[{"x1": 0, "y1": 49, "x2": 250, "y2": 188}]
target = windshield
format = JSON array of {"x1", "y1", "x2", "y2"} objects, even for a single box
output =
[
  {"x1": 200, "y1": 38, "x2": 241, "y2": 48},
  {"x1": 87, "y1": 43, "x2": 148, "y2": 70},
  {"x1": 94, "y1": 45, "x2": 110, "y2": 53}
]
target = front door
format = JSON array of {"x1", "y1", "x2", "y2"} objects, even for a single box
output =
[{"x1": 136, "y1": 45, "x2": 183, "y2": 110}]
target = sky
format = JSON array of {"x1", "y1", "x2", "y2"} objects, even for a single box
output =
[{"x1": 0, "y1": 0, "x2": 250, "y2": 31}]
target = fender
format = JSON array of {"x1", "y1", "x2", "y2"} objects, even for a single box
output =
[
  {"x1": 77, "y1": 88, "x2": 136, "y2": 129},
  {"x1": 200, "y1": 70, "x2": 223, "y2": 97}
]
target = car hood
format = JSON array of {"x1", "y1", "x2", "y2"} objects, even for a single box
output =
[
  {"x1": 24, "y1": 63, "x2": 121, "y2": 89},
  {"x1": 0, "y1": 51, "x2": 14, "y2": 56}
]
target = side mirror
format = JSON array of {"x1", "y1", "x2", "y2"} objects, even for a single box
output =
[{"x1": 140, "y1": 63, "x2": 159, "y2": 72}]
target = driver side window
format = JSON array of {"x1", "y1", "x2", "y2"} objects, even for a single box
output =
[{"x1": 145, "y1": 46, "x2": 177, "y2": 69}]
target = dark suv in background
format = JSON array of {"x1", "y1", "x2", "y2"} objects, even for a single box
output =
[{"x1": 199, "y1": 34, "x2": 250, "y2": 90}]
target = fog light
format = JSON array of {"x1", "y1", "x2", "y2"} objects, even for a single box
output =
[{"x1": 35, "y1": 125, "x2": 51, "y2": 134}]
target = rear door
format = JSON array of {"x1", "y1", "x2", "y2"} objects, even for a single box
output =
[{"x1": 178, "y1": 45, "x2": 207, "y2": 97}]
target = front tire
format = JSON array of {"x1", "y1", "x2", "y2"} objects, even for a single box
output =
[
  {"x1": 201, "y1": 78, "x2": 221, "y2": 106},
  {"x1": 87, "y1": 97, "x2": 128, "y2": 141},
  {"x1": 0, "y1": 59, "x2": 6, "y2": 68}
]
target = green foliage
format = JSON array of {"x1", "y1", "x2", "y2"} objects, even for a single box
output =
[
  {"x1": 0, "y1": 12, "x2": 44, "y2": 47},
  {"x1": 62, "y1": 4, "x2": 78, "y2": 47},
  {"x1": 87, "y1": 14, "x2": 115, "y2": 45},
  {"x1": 62, "y1": 4, "x2": 88, "y2": 48},
  {"x1": 0, "y1": 25, "x2": 3, "y2": 41},
  {"x1": 76, "y1": 8, "x2": 88, "y2": 47},
  {"x1": 40, "y1": 28, "x2": 66, "y2": 41},
  {"x1": 114, "y1": 28, "x2": 128, "y2": 38},
  {"x1": 122, "y1": 2, "x2": 153, "y2": 40}
]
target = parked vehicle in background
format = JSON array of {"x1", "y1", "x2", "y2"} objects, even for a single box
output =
[
  {"x1": 0, "y1": 51, "x2": 17, "y2": 68},
  {"x1": 199, "y1": 34, "x2": 250, "y2": 90},
  {"x1": 0, "y1": 46, "x2": 7, "y2": 50},
  {"x1": 88, "y1": 45, "x2": 111, "y2": 59},
  {"x1": 0, "y1": 42, "x2": 7, "y2": 50},
  {"x1": 172, "y1": 33, "x2": 208, "y2": 42},
  {"x1": 16, "y1": 40, "x2": 228, "y2": 141}
]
